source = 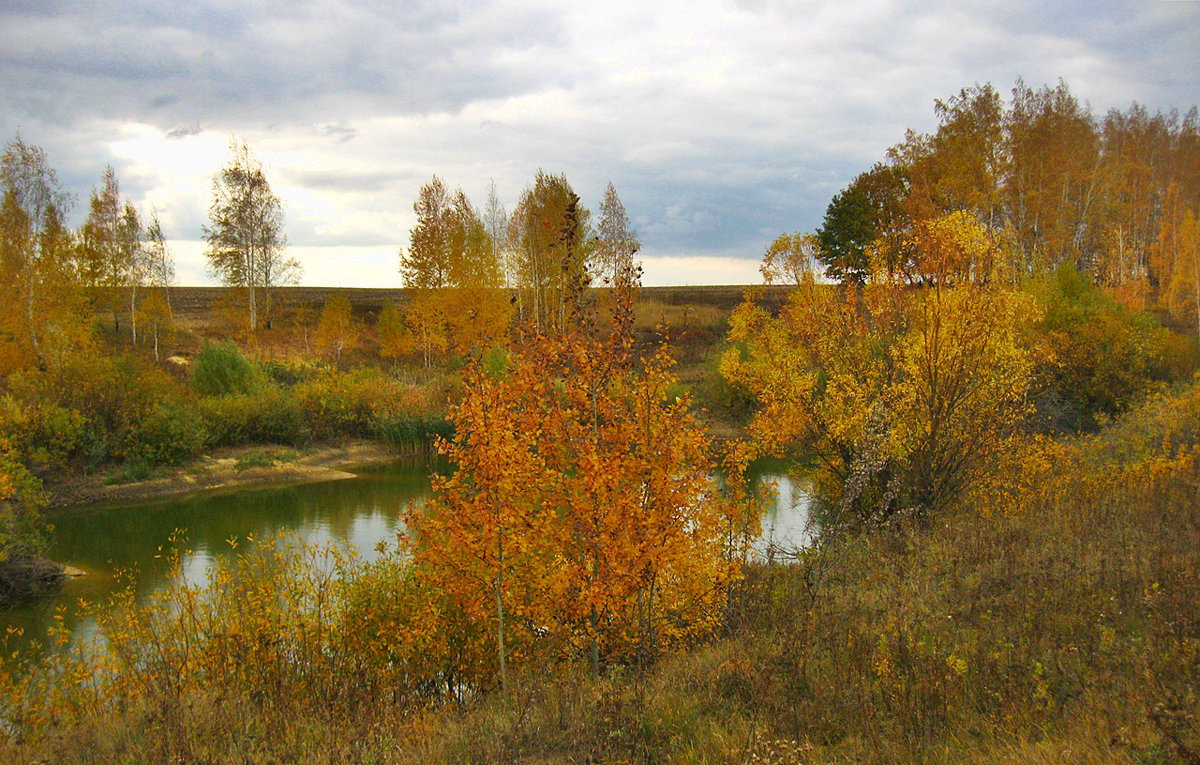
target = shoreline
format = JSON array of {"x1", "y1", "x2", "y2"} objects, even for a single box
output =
[{"x1": 45, "y1": 440, "x2": 404, "y2": 511}]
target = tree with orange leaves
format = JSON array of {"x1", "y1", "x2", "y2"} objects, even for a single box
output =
[{"x1": 404, "y1": 273, "x2": 752, "y2": 689}]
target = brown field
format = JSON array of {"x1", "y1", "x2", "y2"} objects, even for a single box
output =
[
  {"x1": 150, "y1": 284, "x2": 789, "y2": 325},
  {"x1": 94, "y1": 284, "x2": 791, "y2": 361}
]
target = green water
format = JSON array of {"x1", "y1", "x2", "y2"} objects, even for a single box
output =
[
  {"x1": 1, "y1": 459, "x2": 809, "y2": 653},
  {"x1": 2, "y1": 460, "x2": 439, "y2": 651}
]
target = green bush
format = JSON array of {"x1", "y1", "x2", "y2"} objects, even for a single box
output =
[
  {"x1": 0, "y1": 439, "x2": 49, "y2": 564},
  {"x1": 125, "y1": 402, "x2": 208, "y2": 466},
  {"x1": 191, "y1": 340, "x2": 261, "y2": 396},
  {"x1": 1029, "y1": 266, "x2": 1195, "y2": 432},
  {"x1": 294, "y1": 368, "x2": 439, "y2": 440},
  {"x1": 0, "y1": 395, "x2": 88, "y2": 473},
  {"x1": 8, "y1": 354, "x2": 180, "y2": 467},
  {"x1": 259, "y1": 358, "x2": 326, "y2": 387},
  {"x1": 199, "y1": 388, "x2": 306, "y2": 447}
]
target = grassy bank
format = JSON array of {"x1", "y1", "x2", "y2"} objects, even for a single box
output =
[{"x1": 377, "y1": 383, "x2": 1200, "y2": 764}]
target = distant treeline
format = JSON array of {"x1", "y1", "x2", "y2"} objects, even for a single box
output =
[{"x1": 805, "y1": 79, "x2": 1198, "y2": 332}]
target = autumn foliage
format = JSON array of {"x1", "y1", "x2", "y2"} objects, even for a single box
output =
[
  {"x1": 2, "y1": 82, "x2": 1200, "y2": 762},
  {"x1": 405, "y1": 285, "x2": 754, "y2": 685},
  {"x1": 723, "y1": 269, "x2": 1039, "y2": 522}
]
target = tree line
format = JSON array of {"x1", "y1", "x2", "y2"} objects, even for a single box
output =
[
  {"x1": 384, "y1": 172, "x2": 640, "y2": 367},
  {"x1": 804, "y1": 80, "x2": 1199, "y2": 333},
  {"x1": 733, "y1": 78, "x2": 1200, "y2": 534},
  {"x1": 0, "y1": 137, "x2": 299, "y2": 374},
  {"x1": 1, "y1": 131, "x2": 645, "y2": 373}
]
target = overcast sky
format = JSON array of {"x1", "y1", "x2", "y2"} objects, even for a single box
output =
[{"x1": 2, "y1": 0, "x2": 1198, "y2": 286}]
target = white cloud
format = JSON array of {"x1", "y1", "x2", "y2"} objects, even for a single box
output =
[{"x1": 641, "y1": 254, "x2": 763, "y2": 286}]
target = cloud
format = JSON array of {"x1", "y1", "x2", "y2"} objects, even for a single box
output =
[
  {"x1": 0, "y1": 0, "x2": 570, "y2": 130},
  {"x1": 2, "y1": 0, "x2": 1197, "y2": 286},
  {"x1": 166, "y1": 123, "x2": 203, "y2": 140}
]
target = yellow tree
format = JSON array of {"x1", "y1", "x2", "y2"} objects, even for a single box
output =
[
  {"x1": 1165, "y1": 207, "x2": 1200, "y2": 337},
  {"x1": 1, "y1": 138, "x2": 80, "y2": 372},
  {"x1": 591, "y1": 181, "x2": 640, "y2": 286},
  {"x1": 400, "y1": 178, "x2": 510, "y2": 362},
  {"x1": 761, "y1": 231, "x2": 822, "y2": 286},
  {"x1": 722, "y1": 241, "x2": 1039, "y2": 521},
  {"x1": 375, "y1": 301, "x2": 413, "y2": 365},
  {"x1": 905, "y1": 211, "x2": 1004, "y2": 285},
  {"x1": 1003, "y1": 80, "x2": 1100, "y2": 273},
  {"x1": 0, "y1": 189, "x2": 35, "y2": 373},
  {"x1": 508, "y1": 171, "x2": 590, "y2": 332},
  {"x1": 403, "y1": 289, "x2": 448, "y2": 368},
  {"x1": 137, "y1": 289, "x2": 173, "y2": 363},
  {"x1": 314, "y1": 291, "x2": 359, "y2": 367},
  {"x1": 441, "y1": 189, "x2": 511, "y2": 353},
  {"x1": 78, "y1": 166, "x2": 127, "y2": 330}
]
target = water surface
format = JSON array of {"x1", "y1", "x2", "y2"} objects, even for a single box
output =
[
  {"x1": 2, "y1": 459, "x2": 810, "y2": 652},
  {"x1": 3, "y1": 460, "x2": 436, "y2": 650}
]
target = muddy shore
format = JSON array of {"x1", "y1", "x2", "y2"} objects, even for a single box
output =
[{"x1": 45, "y1": 441, "x2": 403, "y2": 510}]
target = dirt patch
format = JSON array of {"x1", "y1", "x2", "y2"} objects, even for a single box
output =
[{"x1": 46, "y1": 441, "x2": 400, "y2": 509}]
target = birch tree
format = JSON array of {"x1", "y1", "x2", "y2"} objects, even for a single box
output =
[
  {"x1": 508, "y1": 171, "x2": 590, "y2": 332},
  {"x1": 203, "y1": 140, "x2": 297, "y2": 331},
  {"x1": 0, "y1": 137, "x2": 72, "y2": 368},
  {"x1": 144, "y1": 211, "x2": 175, "y2": 313},
  {"x1": 119, "y1": 202, "x2": 150, "y2": 346},
  {"x1": 400, "y1": 177, "x2": 510, "y2": 362},
  {"x1": 591, "y1": 181, "x2": 640, "y2": 287}
]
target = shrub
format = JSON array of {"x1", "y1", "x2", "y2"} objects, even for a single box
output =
[
  {"x1": 258, "y1": 357, "x2": 325, "y2": 387},
  {"x1": 125, "y1": 402, "x2": 208, "y2": 466},
  {"x1": 199, "y1": 388, "x2": 306, "y2": 447},
  {"x1": 1029, "y1": 266, "x2": 1196, "y2": 432},
  {"x1": 0, "y1": 438, "x2": 49, "y2": 563},
  {"x1": 191, "y1": 340, "x2": 261, "y2": 396},
  {"x1": 0, "y1": 395, "x2": 88, "y2": 473},
  {"x1": 294, "y1": 368, "x2": 440, "y2": 441},
  {"x1": 0, "y1": 437, "x2": 56, "y2": 606},
  {"x1": 8, "y1": 354, "x2": 180, "y2": 467}
]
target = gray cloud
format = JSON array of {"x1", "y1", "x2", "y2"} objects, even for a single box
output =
[
  {"x1": 2, "y1": 0, "x2": 1198, "y2": 283},
  {"x1": 0, "y1": 0, "x2": 570, "y2": 129},
  {"x1": 166, "y1": 122, "x2": 203, "y2": 140}
]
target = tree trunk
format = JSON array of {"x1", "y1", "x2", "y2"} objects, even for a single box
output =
[
  {"x1": 130, "y1": 283, "x2": 138, "y2": 346},
  {"x1": 248, "y1": 283, "x2": 257, "y2": 331},
  {"x1": 25, "y1": 270, "x2": 41, "y2": 368},
  {"x1": 1193, "y1": 241, "x2": 1199, "y2": 340},
  {"x1": 495, "y1": 528, "x2": 508, "y2": 696}
]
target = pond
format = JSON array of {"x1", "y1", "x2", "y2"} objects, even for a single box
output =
[{"x1": 1, "y1": 459, "x2": 811, "y2": 653}]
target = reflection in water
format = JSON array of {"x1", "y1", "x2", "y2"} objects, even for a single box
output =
[
  {"x1": 2, "y1": 460, "x2": 436, "y2": 651},
  {"x1": 754, "y1": 474, "x2": 814, "y2": 560},
  {"x1": 2, "y1": 459, "x2": 812, "y2": 653}
]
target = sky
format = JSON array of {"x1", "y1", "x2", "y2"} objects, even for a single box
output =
[{"x1": 2, "y1": 0, "x2": 1198, "y2": 287}]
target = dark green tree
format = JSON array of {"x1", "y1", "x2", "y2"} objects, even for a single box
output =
[{"x1": 816, "y1": 180, "x2": 876, "y2": 285}]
